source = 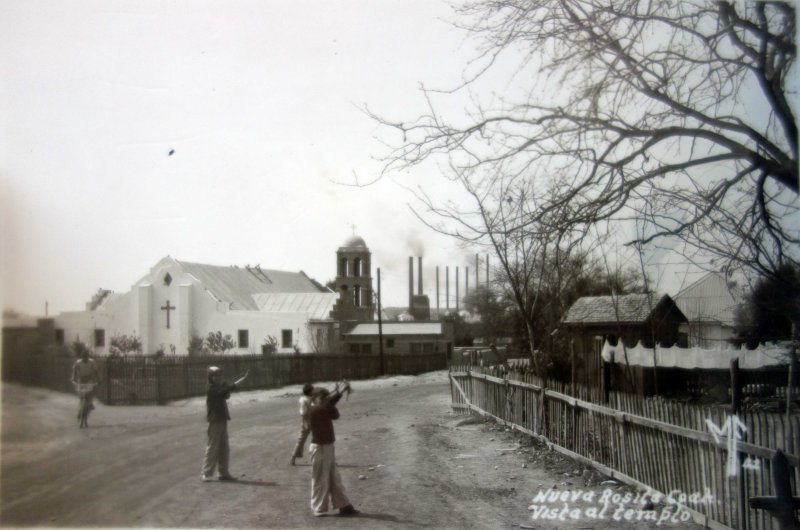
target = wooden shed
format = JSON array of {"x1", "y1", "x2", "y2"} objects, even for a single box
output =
[{"x1": 560, "y1": 293, "x2": 688, "y2": 387}]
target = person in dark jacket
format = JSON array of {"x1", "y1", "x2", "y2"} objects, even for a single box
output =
[
  {"x1": 202, "y1": 365, "x2": 247, "y2": 482},
  {"x1": 308, "y1": 381, "x2": 358, "y2": 516}
]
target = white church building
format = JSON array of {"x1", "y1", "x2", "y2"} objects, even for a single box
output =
[{"x1": 53, "y1": 256, "x2": 338, "y2": 356}]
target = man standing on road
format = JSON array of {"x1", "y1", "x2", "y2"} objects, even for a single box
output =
[
  {"x1": 308, "y1": 381, "x2": 358, "y2": 517},
  {"x1": 202, "y1": 365, "x2": 248, "y2": 482}
]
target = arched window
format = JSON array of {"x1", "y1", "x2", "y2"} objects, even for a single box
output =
[
  {"x1": 339, "y1": 258, "x2": 349, "y2": 277},
  {"x1": 354, "y1": 258, "x2": 362, "y2": 277},
  {"x1": 353, "y1": 285, "x2": 361, "y2": 307}
]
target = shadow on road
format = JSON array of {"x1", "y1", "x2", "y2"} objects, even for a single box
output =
[
  {"x1": 216, "y1": 479, "x2": 278, "y2": 487},
  {"x1": 291, "y1": 463, "x2": 362, "y2": 469},
  {"x1": 355, "y1": 512, "x2": 429, "y2": 527}
]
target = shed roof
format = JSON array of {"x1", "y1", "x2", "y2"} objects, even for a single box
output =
[
  {"x1": 344, "y1": 322, "x2": 443, "y2": 336},
  {"x1": 562, "y1": 293, "x2": 680, "y2": 325}
]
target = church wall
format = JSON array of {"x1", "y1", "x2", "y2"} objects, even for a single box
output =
[
  {"x1": 50, "y1": 256, "x2": 332, "y2": 356},
  {"x1": 200, "y1": 310, "x2": 315, "y2": 354},
  {"x1": 53, "y1": 289, "x2": 136, "y2": 355},
  {"x1": 53, "y1": 311, "x2": 98, "y2": 351}
]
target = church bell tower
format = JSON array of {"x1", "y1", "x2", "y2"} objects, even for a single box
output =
[{"x1": 330, "y1": 235, "x2": 374, "y2": 322}]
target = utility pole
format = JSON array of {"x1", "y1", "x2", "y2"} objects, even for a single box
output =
[{"x1": 377, "y1": 268, "x2": 385, "y2": 376}]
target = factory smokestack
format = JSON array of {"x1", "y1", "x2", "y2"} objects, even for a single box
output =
[
  {"x1": 456, "y1": 266, "x2": 460, "y2": 312},
  {"x1": 418, "y1": 257, "x2": 423, "y2": 295},
  {"x1": 408, "y1": 256, "x2": 414, "y2": 310},
  {"x1": 446, "y1": 266, "x2": 450, "y2": 310},
  {"x1": 436, "y1": 266, "x2": 440, "y2": 313}
]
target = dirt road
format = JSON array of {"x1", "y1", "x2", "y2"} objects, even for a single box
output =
[{"x1": 2, "y1": 372, "x2": 704, "y2": 529}]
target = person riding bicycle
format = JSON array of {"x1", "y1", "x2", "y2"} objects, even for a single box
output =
[{"x1": 71, "y1": 348, "x2": 99, "y2": 424}]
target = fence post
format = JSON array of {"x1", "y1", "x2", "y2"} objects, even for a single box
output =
[
  {"x1": 104, "y1": 358, "x2": 111, "y2": 404},
  {"x1": 730, "y1": 358, "x2": 742, "y2": 412},
  {"x1": 540, "y1": 377, "x2": 548, "y2": 439},
  {"x1": 155, "y1": 360, "x2": 165, "y2": 404},
  {"x1": 183, "y1": 358, "x2": 190, "y2": 398},
  {"x1": 729, "y1": 358, "x2": 746, "y2": 528},
  {"x1": 749, "y1": 450, "x2": 800, "y2": 530},
  {"x1": 602, "y1": 352, "x2": 613, "y2": 404},
  {"x1": 570, "y1": 339, "x2": 577, "y2": 447}
]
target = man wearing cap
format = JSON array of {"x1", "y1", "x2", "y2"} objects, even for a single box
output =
[
  {"x1": 202, "y1": 365, "x2": 248, "y2": 482},
  {"x1": 308, "y1": 381, "x2": 358, "y2": 516}
]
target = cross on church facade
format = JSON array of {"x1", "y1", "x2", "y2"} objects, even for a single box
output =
[{"x1": 161, "y1": 300, "x2": 175, "y2": 329}]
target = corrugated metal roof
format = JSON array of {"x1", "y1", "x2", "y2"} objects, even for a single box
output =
[
  {"x1": 177, "y1": 260, "x2": 327, "y2": 311},
  {"x1": 562, "y1": 293, "x2": 672, "y2": 325},
  {"x1": 674, "y1": 273, "x2": 739, "y2": 325},
  {"x1": 252, "y1": 292, "x2": 337, "y2": 320},
  {"x1": 345, "y1": 322, "x2": 443, "y2": 336}
]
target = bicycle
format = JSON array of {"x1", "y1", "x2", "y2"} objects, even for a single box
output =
[{"x1": 74, "y1": 382, "x2": 96, "y2": 428}]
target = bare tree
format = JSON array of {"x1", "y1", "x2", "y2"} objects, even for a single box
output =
[
  {"x1": 406, "y1": 160, "x2": 615, "y2": 372},
  {"x1": 369, "y1": 1, "x2": 797, "y2": 292}
]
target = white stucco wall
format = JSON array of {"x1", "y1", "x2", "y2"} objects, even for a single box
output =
[{"x1": 53, "y1": 257, "x2": 324, "y2": 355}]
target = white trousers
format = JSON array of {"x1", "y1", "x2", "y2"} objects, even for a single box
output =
[
  {"x1": 202, "y1": 421, "x2": 229, "y2": 477},
  {"x1": 309, "y1": 443, "x2": 351, "y2": 513}
]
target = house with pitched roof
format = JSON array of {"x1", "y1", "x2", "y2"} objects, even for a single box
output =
[
  {"x1": 673, "y1": 272, "x2": 741, "y2": 348},
  {"x1": 559, "y1": 293, "x2": 688, "y2": 387},
  {"x1": 53, "y1": 256, "x2": 338, "y2": 356},
  {"x1": 561, "y1": 292, "x2": 688, "y2": 355}
]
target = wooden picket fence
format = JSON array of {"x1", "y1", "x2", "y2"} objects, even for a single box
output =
[
  {"x1": 449, "y1": 365, "x2": 799, "y2": 530},
  {"x1": 3, "y1": 352, "x2": 446, "y2": 404}
]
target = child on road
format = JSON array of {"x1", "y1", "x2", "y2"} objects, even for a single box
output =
[{"x1": 290, "y1": 382, "x2": 314, "y2": 465}]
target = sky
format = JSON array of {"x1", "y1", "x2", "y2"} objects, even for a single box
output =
[
  {"x1": 2, "y1": 0, "x2": 505, "y2": 316},
  {"x1": 1, "y1": 0, "x2": 746, "y2": 319}
]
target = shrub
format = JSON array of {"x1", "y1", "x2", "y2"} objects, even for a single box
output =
[
  {"x1": 206, "y1": 331, "x2": 236, "y2": 354},
  {"x1": 109, "y1": 333, "x2": 142, "y2": 356},
  {"x1": 262, "y1": 335, "x2": 278, "y2": 355},
  {"x1": 188, "y1": 336, "x2": 206, "y2": 356},
  {"x1": 71, "y1": 340, "x2": 92, "y2": 357}
]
